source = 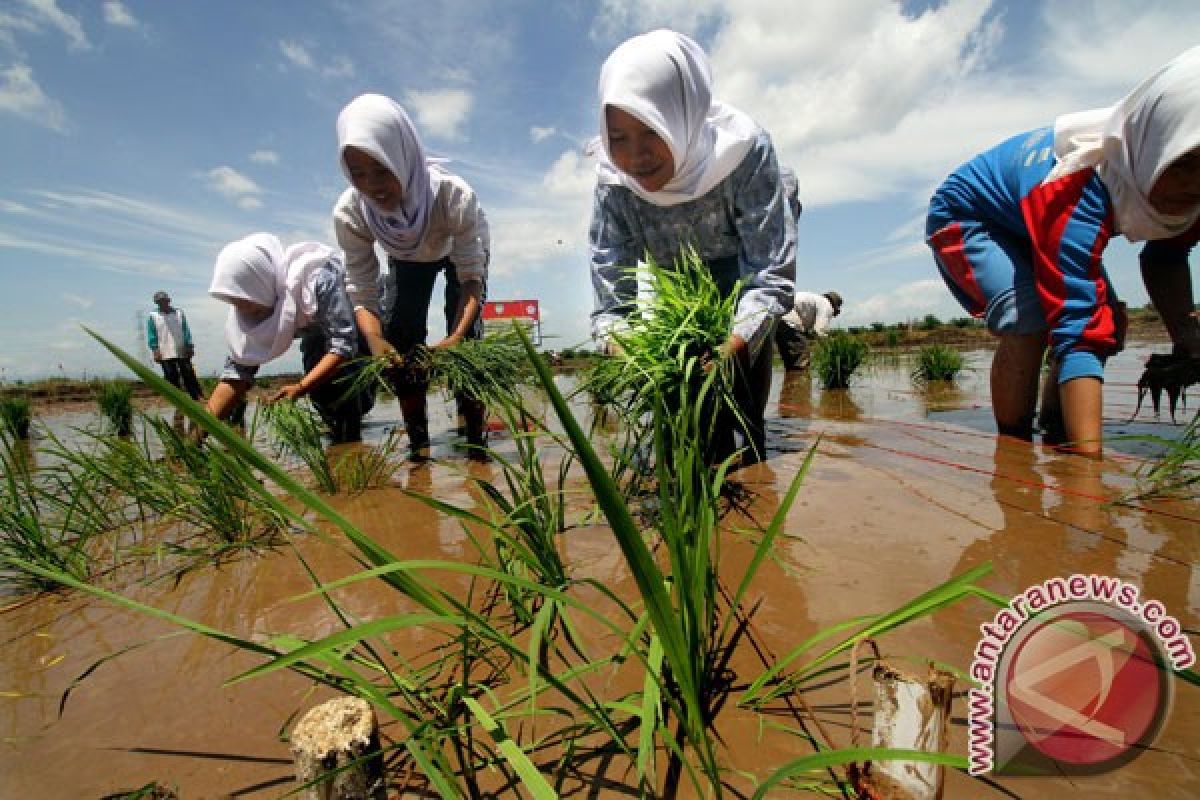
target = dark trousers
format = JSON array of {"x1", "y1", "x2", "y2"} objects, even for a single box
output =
[
  {"x1": 384, "y1": 257, "x2": 486, "y2": 452},
  {"x1": 300, "y1": 333, "x2": 376, "y2": 443},
  {"x1": 161, "y1": 358, "x2": 204, "y2": 401},
  {"x1": 706, "y1": 256, "x2": 774, "y2": 465},
  {"x1": 775, "y1": 323, "x2": 813, "y2": 371}
]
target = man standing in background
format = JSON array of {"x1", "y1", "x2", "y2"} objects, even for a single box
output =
[{"x1": 146, "y1": 290, "x2": 204, "y2": 401}]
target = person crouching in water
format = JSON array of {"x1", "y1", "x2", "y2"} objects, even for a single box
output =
[
  {"x1": 926, "y1": 46, "x2": 1200, "y2": 456},
  {"x1": 205, "y1": 233, "x2": 374, "y2": 443},
  {"x1": 588, "y1": 29, "x2": 797, "y2": 466}
]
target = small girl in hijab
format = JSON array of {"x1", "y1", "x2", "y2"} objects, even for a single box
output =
[
  {"x1": 333, "y1": 93, "x2": 490, "y2": 462},
  {"x1": 927, "y1": 46, "x2": 1200, "y2": 456},
  {"x1": 205, "y1": 233, "x2": 374, "y2": 443},
  {"x1": 589, "y1": 29, "x2": 797, "y2": 466}
]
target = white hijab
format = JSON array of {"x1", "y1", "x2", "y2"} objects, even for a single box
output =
[
  {"x1": 209, "y1": 233, "x2": 334, "y2": 366},
  {"x1": 337, "y1": 93, "x2": 445, "y2": 258},
  {"x1": 595, "y1": 29, "x2": 761, "y2": 207},
  {"x1": 1049, "y1": 45, "x2": 1200, "y2": 242}
]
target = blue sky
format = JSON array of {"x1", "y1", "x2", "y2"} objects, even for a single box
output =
[{"x1": 1, "y1": 0, "x2": 1198, "y2": 381}]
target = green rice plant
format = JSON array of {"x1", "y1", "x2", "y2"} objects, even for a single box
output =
[
  {"x1": 1, "y1": 394, "x2": 32, "y2": 439},
  {"x1": 812, "y1": 332, "x2": 870, "y2": 389},
  {"x1": 912, "y1": 344, "x2": 965, "y2": 384},
  {"x1": 1125, "y1": 410, "x2": 1200, "y2": 500},
  {"x1": 51, "y1": 415, "x2": 291, "y2": 551},
  {"x1": 350, "y1": 331, "x2": 529, "y2": 410},
  {"x1": 95, "y1": 380, "x2": 135, "y2": 435},
  {"x1": 261, "y1": 399, "x2": 338, "y2": 493},
  {"x1": 885, "y1": 330, "x2": 901, "y2": 348},
  {"x1": 331, "y1": 427, "x2": 406, "y2": 492},
  {"x1": 0, "y1": 429, "x2": 96, "y2": 593}
]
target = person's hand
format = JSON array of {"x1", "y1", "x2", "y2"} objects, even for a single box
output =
[
  {"x1": 602, "y1": 339, "x2": 624, "y2": 357},
  {"x1": 152, "y1": 348, "x2": 162, "y2": 363},
  {"x1": 703, "y1": 334, "x2": 748, "y2": 373},
  {"x1": 432, "y1": 334, "x2": 463, "y2": 350},
  {"x1": 272, "y1": 383, "x2": 308, "y2": 402}
]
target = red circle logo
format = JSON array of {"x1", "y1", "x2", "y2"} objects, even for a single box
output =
[{"x1": 1004, "y1": 608, "x2": 1168, "y2": 768}]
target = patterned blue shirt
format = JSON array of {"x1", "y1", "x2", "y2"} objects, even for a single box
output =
[
  {"x1": 589, "y1": 132, "x2": 797, "y2": 357},
  {"x1": 221, "y1": 259, "x2": 358, "y2": 381}
]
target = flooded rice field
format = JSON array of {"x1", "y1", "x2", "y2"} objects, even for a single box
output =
[{"x1": 2, "y1": 343, "x2": 1197, "y2": 798}]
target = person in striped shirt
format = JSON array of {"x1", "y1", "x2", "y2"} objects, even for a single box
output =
[{"x1": 926, "y1": 47, "x2": 1200, "y2": 455}]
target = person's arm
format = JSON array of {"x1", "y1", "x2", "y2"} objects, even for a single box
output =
[
  {"x1": 729, "y1": 135, "x2": 797, "y2": 361},
  {"x1": 333, "y1": 189, "x2": 386, "y2": 316},
  {"x1": 588, "y1": 184, "x2": 641, "y2": 350},
  {"x1": 437, "y1": 181, "x2": 489, "y2": 348},
  {"x1": 146, "y1": 315, "x2": 161, "y2": 361},
  {"x1": 1027, "y1": 170, "x2": 1119, "y2": 384},
  {"x1": 276, "y1": 263, "x2": 357, "y2": 399},
  {"x1": 274, "y1": 353, "x2": 346, "y2": 401},
  {"x1": 1140, "y1": 237, "x2": 1200, "y2": 357}
]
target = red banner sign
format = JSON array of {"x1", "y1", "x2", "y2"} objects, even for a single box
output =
[{"x1": 483, "y1": 300, "x2": 540, "y2": 321}]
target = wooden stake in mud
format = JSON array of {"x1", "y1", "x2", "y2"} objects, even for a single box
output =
[{"x1": 290, "y1": 697, "x2": 385, "y2": 800}]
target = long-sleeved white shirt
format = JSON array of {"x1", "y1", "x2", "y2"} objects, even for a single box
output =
[{"x1": 332, "y1": 174, "x2": 490, "y2": 315}]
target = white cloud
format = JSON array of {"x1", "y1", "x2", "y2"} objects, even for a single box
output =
[
  {"x1": 19, "y1": 0, "x2": 89, "y2": 50},
  {"x1": 249, "y1": 149, "x2": 280, "y2": 165},
  {"x1": 0, "y1": 64, "x2": 67, "y2": 132},
  {"x1": 591, "y1": 0, "x2": 725, "y2": 39},
  {"x1": 0, "y1": 199, "x2": 31, "y2": 213},
  {"x1": 279, "y1": 39, "x2": 314, "y2": 69},
  {"x1": 530, "y1": 126, "x2": 556, "y2": 143},
  {"x1": 323, "y1": 55, "x2": 354, "y2": 79},
  {"x1": 61, "y1": 291, "x2": 93, "y2": 309},
  {"x1": 203, "y1": 166, "x2": 263, "y2": 206},
  {"x1": 405, "y1": 88, "x2": 473, "y2": 141},
  {"x1": 278, "y1": 39, "x2": 354, "y2": 78},
  {"x1": 102, "y1": 1, "x2": 137, "y2": 28},
  {"x1": 844, "y1": 279, "x2": 965, "y2": 327}
]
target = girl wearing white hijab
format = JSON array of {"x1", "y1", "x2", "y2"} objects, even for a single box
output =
[
  {"x1": 333, "y1": 93, "x2": 490, "y2": 461},
  {"x1": 206, "y1": 233, "x2": 373, "y2": 442},
  {"x1": 589, "y1": 29, "x2": 797, "y2": 466},
  {"x1": 927, "y1": 46, "x2": 1200, "y2": 456}
]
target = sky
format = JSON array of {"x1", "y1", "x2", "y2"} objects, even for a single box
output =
[{"x1": 1, "y1": 0, "x2": 1198, "y2": 381}]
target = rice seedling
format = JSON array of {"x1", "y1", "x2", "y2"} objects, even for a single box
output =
[
  {"x1": 0, "y1": 429, "x2": 97, "y2": 593},
  {"x1": 1124, "y1": 409, "x2": 1200, "y2": 500},
  {"x1": 332, "y1": 426, "x2": 406, "y2": 492},
  {"x1": 912, "y1": 344, "x2": 965, "y2": 383},
  {"x1": 812, "y1": 332, "x2": 870, "y2": 389},
  {"x1": 349, "y1": 331, "x2": 529, "y2": 410},
  {"x1": 50, "y1": 415, "x2": 291, "y2": 552},
  {"x1": 261, "y1": 399, "x2": 338, "y2": 492},
  {"x1": 95, "y1": 380, "x2": 135, "y2": 435},
  {"x1": 1, "y1": 394, "x2": 32, "y2": 439}
]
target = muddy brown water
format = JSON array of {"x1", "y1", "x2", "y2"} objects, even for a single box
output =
[{"x1": 2, "y1": 344, "x2": 1197, "y2": 798}]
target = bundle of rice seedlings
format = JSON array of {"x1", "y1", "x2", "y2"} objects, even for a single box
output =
[
  {"x1": 584, "y1": 249, "x2": 739, "y2": 423},
  {"x1": 812, "y1": 332, "x2": 870, "y2": 389},
  {"x1": 0, "y1": 394, "x2": 31, "y2": 439},
  {"x1": 95, "y1": 380, "x2": 135, "y2": 435},
  {"x1": 349, "y1": 331, "x2": 528, "y2": 410},
  {"x1": 260, "y1": 400, "x2": 337, "y2": 493},
  {"x1": 912, "y1": 344, "x2": 965, "y2": 383}
]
